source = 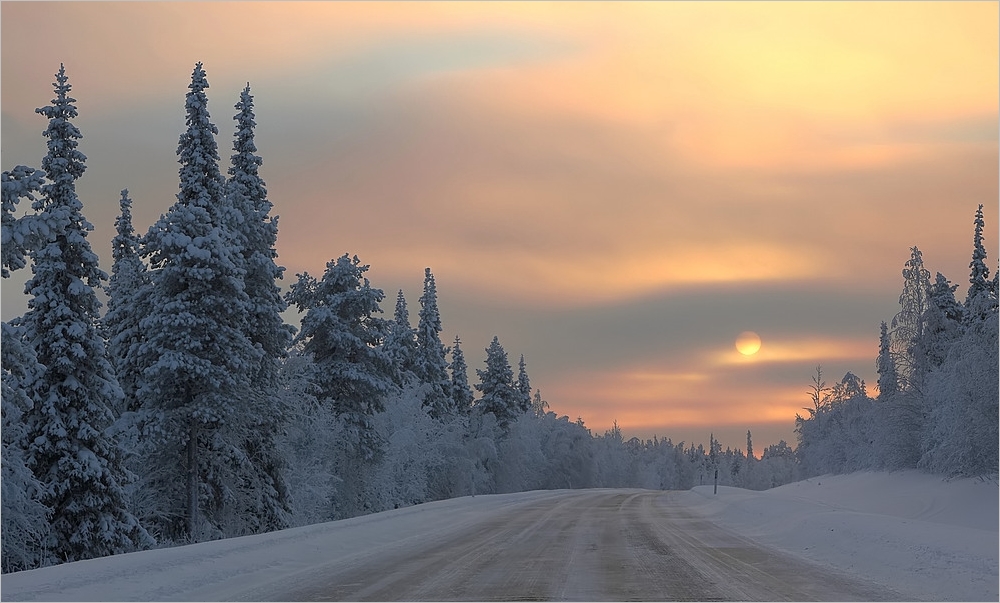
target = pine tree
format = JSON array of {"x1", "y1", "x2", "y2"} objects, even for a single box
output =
[
  {"x1": 20, "y1": 65, "x2": 152, "y2": 562},
  {"x1": 1, "y1": 321, "x2": 50, "y2": 572},
  {"x1": 921, "y1": 299, "x2": 999, "y2": 475},
  {"x1": 912, "y1": 273, "x2": 963, "y2": 385},
  {"x1": 1, "y1": 165, "x2": 45, "y2": 278},
  {"x1": 921, "y1": 207, "x2": 1000, "y2": 476},
  {"x1": 286, "y1": 254, "x2": 392, "y2": 517},
  {"x1": 416, "y1": 268, "x2": 452, "y2": 418},
  {"x1": 449, "y1": 335, "x2": 474, "y2": 413},
  {"x1": 1, "y1": 214, "x2": 50, "y2": 571},
  {"x1": 475, "y1": 336, "x2": 520, "y2": 430},
  {"x1": 746, "y1": 430, "x2": 754, "y2": 461},
  {"x1": 101, "y1": 191, "x2": 155, "y2": 536},
  {"x1": 285, "y1": 253, "x2": 392, "y2": 459},
  {"x1": 137, "y1": 63, "x2": 260, "y2": 540},
  {"x1": 879, "y1": 276, "x2": 960, "y2": 471},
  {"x1": 383, "y1": 290, "x2": 419, "y2": 384},
  {"x1": 103, "y1": 190, "x2": 149, "y2": 414},
  {"x1": 224, "y1": 84, "x2": 293, "y2": 534},
  {"x1": 226, "y1": 84, "x2": 294, "y2": 387},
  {"x1": 875, "y1": 321, "x2": 899, "y2": 401},
  {"x1": 910, "y1": 273, "x2": 961, "y2": 467},
  {"x1": 874, "y1": 320, "x2": 909, "y2": 469},
  {"x1": 515, "y1": 354, "x2": 532, "y2": 414},
  {"x1": 890, "y1": 246, "x2": 931, "y2": 391},
  {"x1": 966, "y1": 204, "x2": 991, "y2": 313},
  {"x1": 2, "y1": 158, "x2": 50, "y2": 572}
]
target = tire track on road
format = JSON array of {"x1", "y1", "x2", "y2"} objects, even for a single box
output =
[{"x1": 272, "y1": 489, "x2": 910, "y2": 601}]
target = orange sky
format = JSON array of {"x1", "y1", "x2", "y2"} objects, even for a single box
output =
[{"x1": 2, "y1": 1, "x2": 997, "y2": 451}]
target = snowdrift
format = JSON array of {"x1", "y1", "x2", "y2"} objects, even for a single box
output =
[{"x1": 675, "y1": 470, "x2": 998, "y2": 601}]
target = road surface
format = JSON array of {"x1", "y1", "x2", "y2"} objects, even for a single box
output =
[{"x1": 263, "y1": 489, "x2": 903, "y2": 601}]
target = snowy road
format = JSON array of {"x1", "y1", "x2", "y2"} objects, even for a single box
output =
[
  {"x1": 8, "y1": 475, "x2": 992, "y2": 601},
  {"x1": 253, "y1": 489, "x2": 899, "y2": 601}
]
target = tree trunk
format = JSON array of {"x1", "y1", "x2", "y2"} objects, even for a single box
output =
[{"x1": 187, "y1": 418, "x2": 198, "y2": 540}]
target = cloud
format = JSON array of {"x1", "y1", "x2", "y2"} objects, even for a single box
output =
[
  {"x1": 2, "y1": 2, "x2": 996, "y2": 452},
  {"x1": 269, "y1": 85, "x2": 995, "y2": 308},
  {"x1": 541, "y1": 334, "x2": 875, "y2": 446},
  {"x1": 1, "y1": 2, "x2": 586, "y2": 113},
  {"x1": 707, "y1": 336, "x2": 879, "y2": 367}
]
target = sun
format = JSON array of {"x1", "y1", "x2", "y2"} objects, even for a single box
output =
[{"x1": 735, "y1": 331, "x2": 762, "y2": 356}]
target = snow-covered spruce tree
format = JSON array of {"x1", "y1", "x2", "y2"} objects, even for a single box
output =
[
  {"x1": 102, "y1": 191, "x2": 153, "y2": 527},
  {"x1": 286, "y1": 254, "x2": 392, "y2": 450},
  {"x1": 19, "y1": 65, "x2": 152, "y2": 563},
  {"x1": 449, "y1": 335, "x2": 474, "y2": 413},
  {"x1": 475, "y1": 336, "x2": 521, "y2": 430},
  {"x1": 1, "y1": 321, "x2": 50, "y2": 572},
  {"x1": 2, "y1": 164, "x2": 55, "y2": 572},
  {"x1": 223, "y1": 84, "x2": 293, "y2": 535},
  {"x1": 912, "y1": 273, "x2": 963, "y2": 387},
  {"x1": 876, "y1": 272, "x2": 961, "y2": 471},
  {"x1": 137, "y1": 63, "x2": 261, "y2": 541},
  {"x1": 285, "y1": 254, "x2": 393, "y2": 517},
  {"x1": 416, "y1": 268, "x2": 453, "y2": 418},
  {"x1": 876, "y1": 321, "x2": 899, "y2": 402},
  {"x1": 890, "y1": 246, "x2": 931, "y2": 391},
  {"x1": 103, "y1": 190, "x2": 149, "y2": 415},
  {"x1": 1, "y1": 186, "x2": 50, "y2": 571},
  {"x1": 515, "y1": 354, "x2": 532, "y2": 415},
  {"x1": 226, "y1": 84, "x2": 294, "y2": 387},
  {"x1": 383, "y1": 290, "x2": 419, "y2": 385},
  {"x1": 920, "y1": 307, "x2": 999, "y2": 476},
  {"x1": 965, "y1": 204, "x2": 992, "y2": 314},
  {"x1": 921, "y1": 208, "x2": 999, "y2": 476},
  {"x1": 1, "y1": 165, "x2": 45, "y2": 278},
  {"x1": 873, "y1": 319, "x2": 921, "y2": 469}
]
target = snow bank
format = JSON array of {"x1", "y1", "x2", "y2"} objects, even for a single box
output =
[{"x1": 673, "y1": 470, "x2": 999, "y2": 602}]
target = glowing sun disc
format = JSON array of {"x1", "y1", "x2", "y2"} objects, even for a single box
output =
[{"x1": 736, "y1": 331, "x2": 762, "y2": 356}]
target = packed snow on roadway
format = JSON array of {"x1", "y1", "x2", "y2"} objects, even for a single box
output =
[{"x1": 2, "y1": 470, "x2": 996, "y2": 602}]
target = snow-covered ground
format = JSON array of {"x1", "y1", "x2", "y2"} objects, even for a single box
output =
[
  {"x1": 676, "y1": 470, "x2": 999, "y2": 602},
  {"x1": 1, "y1": 470, "x2": 996, "y2": 601}
]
